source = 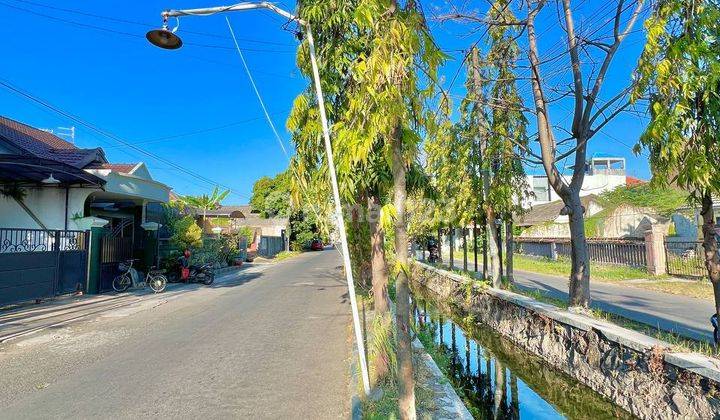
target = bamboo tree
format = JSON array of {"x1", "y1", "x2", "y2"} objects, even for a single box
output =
[{"x1": 633, "y1": 0, "x2": 720, "y2": 329}]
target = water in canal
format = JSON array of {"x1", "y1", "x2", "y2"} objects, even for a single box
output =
[{"x1": 412, "y1": 295, "x2": 634, "y2": 420}]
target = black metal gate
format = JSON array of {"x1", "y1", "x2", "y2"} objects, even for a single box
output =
[
  {"x1": 0, "y1": 228, "x2": 88, "y2": 306},
  {"x1": 99, "y1": 235, "x2": 134, "y2": 292},
  {"x1": 664, "y1": 239, "x2": 706, "y2": 278}
]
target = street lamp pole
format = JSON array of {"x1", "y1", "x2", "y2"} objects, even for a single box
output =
[{"x1": 147, "y1": 2, "x2": 371, "y2": 396}]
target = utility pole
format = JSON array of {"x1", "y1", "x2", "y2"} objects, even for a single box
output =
[{"x1": 146, "y1": 1, "x2": 371, "y2": 396}]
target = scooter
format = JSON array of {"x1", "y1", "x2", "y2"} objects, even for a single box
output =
[
  {"x1": 187, "y1": 263, "x2": 215, "y2": 285},
  {"x1": 177, "y1": 254, "x2": 215, "y2": 285}
]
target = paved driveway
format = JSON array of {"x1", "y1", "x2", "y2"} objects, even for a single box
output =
[{"x1": 0, "y1": 251, "x2": 351, "y2": 419}]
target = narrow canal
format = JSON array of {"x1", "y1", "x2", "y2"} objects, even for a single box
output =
[{"x1": 412, "y1": 294, "x2": 634, "y2": 419}]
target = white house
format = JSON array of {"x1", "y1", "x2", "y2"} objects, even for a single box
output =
[
  {"x1": 525, "y1": 154, "x2": 630, "y2": 207},
  {"x1": 0, "y1": 115, "x2": 173, "y2": 298},
  {"x1": 0, "y1": 115, "x2": 170, "y2": 233}
]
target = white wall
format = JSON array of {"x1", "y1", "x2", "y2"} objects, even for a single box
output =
[
  {"x1": 0, "y1": 187, "x2": 94, "y2": 230},
  {"x1": 525, "y1": 174, "x2": 626, "y2": 207},
  {"x1": 85, "y1": 170, "x2": 170, "y2": 203}
]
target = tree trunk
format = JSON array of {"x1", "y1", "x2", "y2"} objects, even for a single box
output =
[
  {"x1": 700, "y1": 193, "x2": 720, "y2": 327},
  {"x1": 368, "y1": 195, "x2": 390, "y2": 314},
  {"x1": 493, "y1": 359, "x2": 505, "y2": 420},
  {"x1": 392, "y1": 127, "x2": 416, "y2": 419},
  {"x1": 449, "y1": 227, "x2": 454, "y2": 269},
  {"x1": 566, "y1": 193, "x2": 591, "y2": 307},
  {"x1": 367, "y1": 194, "x2": 390, "y2": 381},
  {"x1": 506, "y1": 220, "x2": 514, "y2": 283},
  {"x1": 486, "y1": 211, "x2": 501, "y2": 288},
  {"x1": 510, "y1": 372, "x2": 519, "y2": 418},
  {"x1": 482, "y1": 223, "x2": 488, "y2": 280}
]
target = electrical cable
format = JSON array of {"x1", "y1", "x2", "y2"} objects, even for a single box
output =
[
  {"x1": 225, "y1": 16, "x2": 290, "y2": 161},
  {"x1": 102, "y1": 111, "x2": 289, "y2": 149},
  {"x1": 5, "y1": 0, "x2": 294, "y2": 46},
  {"x1": 0, "y1": 78, "x2": 250, "y2": 200},
  {"x1": 0, "y1": 0, "x2": 296, "y2": 53}
]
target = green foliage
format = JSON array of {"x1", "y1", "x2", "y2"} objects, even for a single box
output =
[
  {"x1": 179, "y1": 187, "x2": 230, "y2": 219},
  {"x1": 598, "y1": 184, "x2": 689, "y2": 216},
  {"x1": 249, "y1": 171, "x2": 291, "y2": 218},
  {"x1": 581, "y1": 184, "x2": 689, "y2": 237},
  {"x1": 583, "y1": 209, "x2": 609, "y2": 238},
  {"x1": 0, "y1": 184, "x2": 27, "y2": 201},
  {"x1": 289, "y1": 209, "x2": 320, "y2": 250},
  {"x1": 236, "y1": 226, "x2": 255, "y2": 248},
  {"x1": 274, "y1": 250, "x2": 300, "y2": 261},
  {"x1": 169, "y1": 215, "x2": 203, "y2": 250},
  {"x1": 422, "y1": 1, "x2": 528, "y2": 234},
  {"x1": 633, "y1": 0, "x2": 720, "y2": 201},
  {"x1": 484, "y1": 0, "x2": 529, "y2": 220},
  {"x1": 249, "y1": 176, "x2": 275, "y2": 211}
]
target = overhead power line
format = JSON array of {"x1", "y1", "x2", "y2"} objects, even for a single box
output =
[
  {"x1": 225, "y1": 16, "x2": 290, "y2": 161},
  {"x1": 6, "y1": 0, "x2": 295, "y2": 46},
  {"x1": 0, "y1": 78, "x2": 250, "y2": 199},
  {"x1": 102, "y1": 110, "x2": 289, "y2": 149},
  {"x1": 0, "y1": 0, "x2": 296, "y2": 53}
]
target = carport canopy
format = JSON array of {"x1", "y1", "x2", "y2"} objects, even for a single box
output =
[{"x1": 0, "y1": 155, "x2": 105, "y2": 187}]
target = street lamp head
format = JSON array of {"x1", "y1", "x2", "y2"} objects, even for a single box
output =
[{"x1": 146, "y1": 27, "x2": 183, "y2": 50}]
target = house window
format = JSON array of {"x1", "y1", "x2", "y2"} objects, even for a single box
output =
[{"x1": 532, "y1": 177, "x2": 550, "y2": 201}]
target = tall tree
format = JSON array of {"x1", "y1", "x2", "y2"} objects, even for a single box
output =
[
  {"x1": 633, "y1": 0, "x2": 720, "y2": 326},
  {"x1": 484, "y1": 0, "x2": 529, "y2": 286},
  {"x1": 291, "y1": 0, "x2": 396, "y2": 383},
  {"x1": 343, "y1": 1, "x2": 446, "y2": 417},
  {"x1": 524, "y1": 0, "x2": 645, "y2": 307},
  {"x1": 438, "y1": 1, "x2": 646, "y2": 306}
]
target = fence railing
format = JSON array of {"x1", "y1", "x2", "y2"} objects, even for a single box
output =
[
  {"x1": 515, "y1": 237, "x2": 647, "y2": 268},
  {"x1": 101, "y1": 236, "x2": 133, "y2": 263},
  {"x1": 664, "y1": 239, "x2": 706, "y2": 278},
  {"x1": 0, "y1": 228, "x2": 88, "y2": 254}
]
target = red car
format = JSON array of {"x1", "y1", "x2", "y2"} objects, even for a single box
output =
[{"x1": 310, "y1": 239, "x2": 324, "y2": 251}]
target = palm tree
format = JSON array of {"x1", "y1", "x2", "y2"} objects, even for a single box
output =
[{"x1": 179, "y1": 187, "x2": 230, "y2": 225}]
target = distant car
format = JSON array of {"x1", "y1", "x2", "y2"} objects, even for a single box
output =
[{"x1": 310, "y1": 239, "x2": 324, "y2": 251}]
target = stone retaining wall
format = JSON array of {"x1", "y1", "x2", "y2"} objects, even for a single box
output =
[{"x1": 411, "y1": 261, "x2": 720, "y2": 419}]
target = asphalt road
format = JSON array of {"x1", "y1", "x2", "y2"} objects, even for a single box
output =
[
  {"x1": 446, "y1": 256, "x2": 715, "y2": 342},
  {"x1": 0, "y1": 250, "x2": 351, "y2": 419}
]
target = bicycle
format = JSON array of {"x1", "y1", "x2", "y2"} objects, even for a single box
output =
[{"x1": 112, "y1": 259, "x2": 167, "y2": 293}]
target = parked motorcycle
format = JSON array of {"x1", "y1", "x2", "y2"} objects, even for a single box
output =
[
  {"x1": 176, "y1": 250, "x2": 214, "y2": 285},
  {"x1": 186, "y1": 263, "x2": 215, "y2": 285},
  {"x1": 427, "y1": 238, "x2": 439, "y2": 263}
]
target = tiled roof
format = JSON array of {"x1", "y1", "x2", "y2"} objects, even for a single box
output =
[
  {"x1": 517, "y1": 194, "x2": 600, "y2": 227},
  {"x1": 87, "y1": 163, "x2": 138, "y2": 173},
  {"x1": 0, "y1": 115, "x2": 104, "y2": 168},
  {"x1": 0, "y1": 115, "x2": 74, "y2": 151},
  {"x1": 204, "y1": 205, "x2": 254, "y2": 217},
  {"x1": 626, "y1": 176, "x2": 646, "y2": 186}
]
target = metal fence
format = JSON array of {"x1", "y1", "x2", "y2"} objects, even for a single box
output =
[
  {"x1": 664, "y1": 239, "x2": 706, "y2": 278},
  {"x1": 100, "y1": 236, "x2": 133, "y2": 264},
  {"x1": 259, "y1": 235, "x2": 285, "y2": 258},
  {"x1": 515, "y1": 237, "x2": 647, "y2": 268},
  {"x1": 0, "y1": 228, "x2": 87, "y2": 253},
  {"x1": 0, "y1": 228, "x2": 89, "y2": 306}
]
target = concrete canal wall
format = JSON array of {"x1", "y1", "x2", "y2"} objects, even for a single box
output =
[{"x1": 411, "y1": 261, "x2": 720, "y2": 419}]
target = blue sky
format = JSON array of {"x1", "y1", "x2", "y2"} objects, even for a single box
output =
[{"x1": 0, "y1": 1, "x2": 651, "y2": 204}]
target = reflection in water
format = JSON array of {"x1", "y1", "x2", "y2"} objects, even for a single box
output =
[{"x1": 413, "y1": 296, "x2": 634, "y2": 420}]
